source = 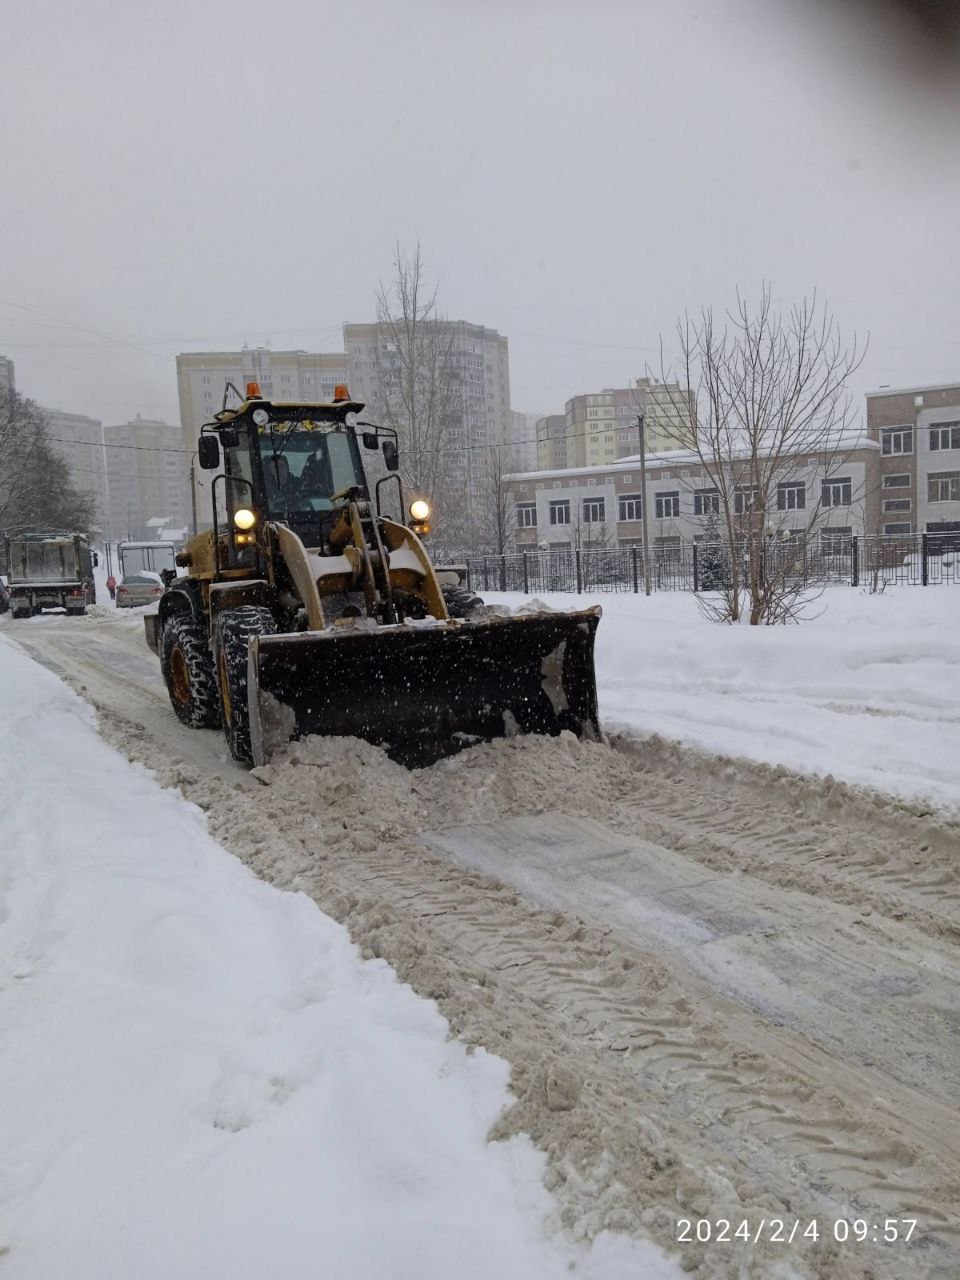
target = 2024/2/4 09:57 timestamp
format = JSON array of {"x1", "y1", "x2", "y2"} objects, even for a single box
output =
[{"x1": 676, "y1": 1218, "x2": 918, "y2": 1245}]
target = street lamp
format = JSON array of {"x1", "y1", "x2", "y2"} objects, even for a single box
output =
[{"x1": 637, "y1": 412, "x2": 652, "y2": 597}]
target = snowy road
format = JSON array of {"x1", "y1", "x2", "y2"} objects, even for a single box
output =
[{"x1": 5, "y1": 606, "x2": 960, "y2": 1279}]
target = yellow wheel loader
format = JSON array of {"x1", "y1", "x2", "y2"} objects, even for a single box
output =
[{"x1": 145, "y1": 384, "x2": 601, "y2": 766}]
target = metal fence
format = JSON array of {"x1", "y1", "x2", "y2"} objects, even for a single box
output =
[{"x1": 465, "y1": 533, "x2": 960, "y2": 595}]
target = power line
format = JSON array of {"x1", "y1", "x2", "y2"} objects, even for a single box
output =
[
  {"x1": 0, "y1": 297, "x2": 171, "y2": 364},
  {"x1": 45, "y1": 433, "x2": 190, "y2": 455},
  {"x1": 44, "y1": 417, "x2": 652, "y2": 463}
]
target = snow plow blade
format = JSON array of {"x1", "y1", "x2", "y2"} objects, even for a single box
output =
[{"x1": 247, "y1": 607, "x2": 601, "y2": 768}]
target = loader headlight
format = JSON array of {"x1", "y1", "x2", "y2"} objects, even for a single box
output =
[
  {"x1": 233, "y1": 508, "x2": 257, "y2": 530},
  {"x1": 409, "y1": 499, "x2": 430, "y2": 522}
]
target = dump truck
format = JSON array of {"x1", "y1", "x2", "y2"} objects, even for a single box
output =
[
  {"x1": 5, "y1": 531, "x2": 98, "y2": 618},
  {"x1": 144, "y1": 384, "x2": 600, "y2": 766}
]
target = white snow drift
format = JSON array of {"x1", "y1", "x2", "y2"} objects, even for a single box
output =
[
  {"x1": 0, "y1": 635, "x2": 677, "y2": 1280},
  {"x1": 485, "y1": 587, "x2": 960, "y2": 815}
]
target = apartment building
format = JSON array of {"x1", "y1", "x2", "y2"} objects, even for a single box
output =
[
  {"x1": 540, "y1": 379, "x2": 696, "y2": 472},
  {"x1": 344, "y1": 320, "x2": 511, "y2": 538},
  {"x1": 0, "y1": 355, "x2": 14, "y2": 397},
  {"x1": 41, "y1": 407, "x2": 108, "y2": 529},
  {"x1": 506, "y1": 410, "x2": 541, "y2": 472},
  {"x1": 866, "y1": 382, "x2": 960, "y2": 541},
  {"x1": 103, "y1": 416, "x2": 189, "y2": 542},
  {"x1": 177, "y1": 347, "x2": 349, "y2": 526},
  {"x1": 536, "y1": 414, "x2": 567, "y2": 470},
  {"x1": 507, "y1": 437, "x2": 878, "y2": 554}
]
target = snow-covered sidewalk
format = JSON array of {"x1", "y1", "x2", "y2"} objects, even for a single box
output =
[
  {"x1": 0, "y1": 635, "x2": 675, "y2": 1280},
  {"x1": 487, "y1": 586, "x2": 960, "y2": 816}
]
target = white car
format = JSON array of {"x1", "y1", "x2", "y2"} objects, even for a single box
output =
[{"x1": 116, "y1": 571, "x2": 165, "y2": 608}]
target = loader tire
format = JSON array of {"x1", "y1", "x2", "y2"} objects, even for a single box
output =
[
  {"x1": 441, "y1": 584, "x2": 484, "y2": 619},
  {"x1": 215, "y1": 606, "x2": 277, "y2": 764},
  {"x1": 161, "y1": 614, "x2": 221, "y2": 730}
]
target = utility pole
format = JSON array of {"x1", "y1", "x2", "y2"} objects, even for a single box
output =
[{"x1": 638, "y1": 412, "x2": 652, "y2": 596}]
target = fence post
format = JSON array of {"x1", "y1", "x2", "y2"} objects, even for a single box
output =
[
  {"x1": 631, "y1": 546, "x2": 639, "y2": 593},
  {"x1": 499, "y1": 556, "x2": 506, "y2": 592},
  {"x1": 465, "y1": 562, "x2": 472, "y2": 591},
  {"x1": 575, "y1": 548, "x2": 582, "y2": 594},
  {"x1": 921, "y1": 533, "x2": 929, "y2": 586},
  {"x1": 522, "y1": 552, "x2": 529, "y2": 594},
  {"x1": 692, "y1": 543, "x2": 700, "y2": 593},
  {"x1": 482, "y1": 557, "x2": 489, "y2": 592},
  {"x1": 852, "y1": 535, "x2": 859, "y2": 587}
]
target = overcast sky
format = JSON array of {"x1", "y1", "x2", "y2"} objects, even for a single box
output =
[{"x1": 2, "y1": 0, "x2": 958, "y2": 429}]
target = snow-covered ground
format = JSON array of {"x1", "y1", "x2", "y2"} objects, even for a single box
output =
[
  {"x1": 485, "y1": 587, "x2": 960, "y2": 816},
  {"x1": 0, "y1": 635, "x2": 677, "y2": 1280}
]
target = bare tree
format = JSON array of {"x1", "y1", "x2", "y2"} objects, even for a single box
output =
[
  {"x1": 372, "y1": 244, "x2": 465, "y2": 543},
  {"x1": 660, "y1": 286, "x2": 866, "y2": 624},
  {"x1": 0, "y1": 391, "x2": 48, "y2": 529},
  {"x1": 0, "y1": 391, "x2": 93, "y2": 547},
  {"x1": 481, "y1": 444, "x2": 514, "y2": 556}
]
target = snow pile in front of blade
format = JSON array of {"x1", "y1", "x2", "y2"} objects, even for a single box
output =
[{"x1": 0, "y1": 633, "x2": 680, "y2": 1280}]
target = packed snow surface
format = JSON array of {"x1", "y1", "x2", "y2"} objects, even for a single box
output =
[
  {"x1": 484, "y1": 588, "x2": 960, "y2": 815},
  {"x1": 0, "y1": 634, "x2": 678, "y2": 1280}
]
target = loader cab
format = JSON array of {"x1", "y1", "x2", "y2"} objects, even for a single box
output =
[{"x1": 211, "y1": 397, "x2": 372, "y2": 549}]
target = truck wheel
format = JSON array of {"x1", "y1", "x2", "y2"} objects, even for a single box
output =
[
  {"x1": 11, "y1": 609, "x2": 29, "y2": 620},
  {"x1": 215, "y1": 607, "x2": 277, "y2": 763},
  {"x1": 161, "y1": 614, "x2": 221, "y2": 729},
  {"x1": 441, "y1": 584, "x2": 484, "y2": 618}
]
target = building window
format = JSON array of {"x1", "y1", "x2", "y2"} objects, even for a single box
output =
[
  {"x1": 883, "y1": 523, "x2": 912, "y2": 536},
  {"x1": 821, "y1": 476, "x2": 852, "y2": 507},
  {"x1": 549, "y1": 500, "x2": 570, "y2": 525},
  {"x1": 655, "y1": 491, "x2": 680, "y2": 518},
  {"x1": 882, "y1": 498, "x2": 912, "y2": 513},
  {"x1": 928, "y1": 471, "x2": 960, "y2": 502},
  {"x1": 516, "y1": 503, "x2": 537, "y2": 528},
  {"x1": 881, "y1": 427, "x2": 913, "y2": 455},
  {"x1": 777, "y1": 481, "x2": 806, "y2": 511},
  {"x1": 583, "y1": 497, "x2": 605, "y2": 523},
  {"x1": 734, "y1": 485, "x2": 759, "y2": 514},
  {"x1": 929, "y1": 423, "x2": 960, "y2": 451},
  {"x1": 882, "y1": 473, "x2": 911, "y2": 488},
  {"x1": 820, "y1": 526, "x2": 852, "y2": 554},
  {"x1": 618, "y1": 493, "x2": 642, "y2": 521},
  {"x1": 693, "y1": 487, "x2": 719, "y2": 515}
]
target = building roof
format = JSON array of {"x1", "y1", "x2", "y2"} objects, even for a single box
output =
[
  {"x1": 866, "y1": 381, "x2": 960, "y2": 399},
  {"x1": 504, "y1": 432, "x2": 877, "y2": 484}
]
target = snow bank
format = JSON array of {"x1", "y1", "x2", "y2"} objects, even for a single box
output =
[
  {"x1": 0, "y1": 635, "x2": 678, "y2": 1279},
  {"x1": 484, "y1": 588, "x2": 960, "y2": 815}
]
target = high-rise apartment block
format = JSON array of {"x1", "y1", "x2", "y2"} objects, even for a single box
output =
[
  {"x1": 536, "y1": 415, "x2": 567, "y2": 470},
  {"x1": 41, "y1": 407, "x2": 108, "y2": 530},
  {"x1": 344, "y1": 320, "x2": 511, "y2": 531},
  {"x1": 507, "y1": 411, "x2": 541, "y2": 472},
  {"x1": 103, "y1": 416, "x2": 190, "y2": 542},
  {"x1": 536, "y1": 380, "x2": 696, "y2": 473},
  {"x1": 0, "y1": 355, "x2": 15, "y2": 397}
]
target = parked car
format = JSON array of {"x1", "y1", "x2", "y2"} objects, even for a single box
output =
[
  {"x1": 116, "y1": 571, "x2": 165, "y2": 608},
  {"x1": 0, "y1": 578, "x2": 9, "y2": 614}
]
